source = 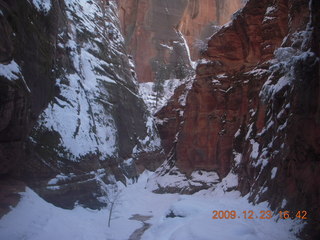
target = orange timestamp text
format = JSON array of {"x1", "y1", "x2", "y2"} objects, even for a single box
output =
[{"x1": 212, "y1": 210, "x2": 308, "y2": 220}]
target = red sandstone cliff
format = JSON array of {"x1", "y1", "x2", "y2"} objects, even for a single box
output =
[
  {"x1": 118, "y1": 0, "x2": 243, "y2": 82},
  {"x1": 176, "y1": 0, "x2": 291, "y2": 176},
  {"x1": 179, "y1": 0, "x2": 243, "y2": 59},
  {"x1": 155, "y1": 0, "x2": 319, "y2": 238}
]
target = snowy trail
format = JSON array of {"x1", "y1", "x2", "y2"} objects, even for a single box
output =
[
  {"x1": 128, "y1": 215, "x2": 152, "y2": 240},
  {"x1": 129, "y1": 222, "x2": 151, "y2": 240},
  {"x1": 0, "y1": 171, "x2": 302, "y2": 240}
]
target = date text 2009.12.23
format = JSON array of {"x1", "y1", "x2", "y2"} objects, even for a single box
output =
[{"x1": 212, "y1": 210, "x2": 308, "y2": 220}]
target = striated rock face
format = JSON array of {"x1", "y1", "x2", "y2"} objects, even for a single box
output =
[
  {"x1": 0, "y1": 0, "x2": 163, "y2": 210},
  {"x1": 154, "y1": 0, "x2": 319, "y2": 237},
  {"x1": 118, "y1": 0, "x2": 243, "y2": 82},
  {"x1": 0, "y1": 0, "x2": 56, "y2": 177},
  {"x1": 179, "y1": 0, "x2": 244, "y2": 59},
  {"x1": 175, "y1": 0, "x2": 291, "y2": 177},
  {"x1": 119, "y1": 0, "x2": 192, "y2": 83}
]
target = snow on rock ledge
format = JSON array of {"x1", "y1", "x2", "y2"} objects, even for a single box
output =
[
  {"x1": 30, "y1": 0, "x2": 52, "y2": 13},
  {"x1": 146, "y1": 163, "x2": 220, "y2": 194}
]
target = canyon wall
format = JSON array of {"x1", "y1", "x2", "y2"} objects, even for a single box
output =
[
  {"x1": 0, "y1": 0, "x2": 58, "y2": 215},
  {"x1": 1, "y1": 1, "x2": 319, "y2": 237},
  {"x1": 118, "y1": 0, "x2": 243, "y2": 83},
  {"x1": 0, "y1": 0, "x2": 163, "y2": 212},
  {"x1": 179, "y1": 0, "x2": 244, "y2": 58},
  {"x1": 154, "y1": 0, "x2": 319, "y2": 238}
]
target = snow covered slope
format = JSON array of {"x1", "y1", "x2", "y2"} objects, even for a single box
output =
[{"x1": 0, "y1": 171, "x2": 303, "y2": 240}]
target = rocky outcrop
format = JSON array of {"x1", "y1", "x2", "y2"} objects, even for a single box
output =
[
  {"x1": 0, "y1": 0, "x2": 163, "y2": 211},
  {"x1": 118, "y1": 0, "x2": 243, "y2": 83},
  {"x1": 154, "y1": 0, "x2": 319, "y2": 238}
]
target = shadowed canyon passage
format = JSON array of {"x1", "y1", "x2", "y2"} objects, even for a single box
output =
[{"x1": 0, "y1": 0, "x2": 319, "y2": 239}]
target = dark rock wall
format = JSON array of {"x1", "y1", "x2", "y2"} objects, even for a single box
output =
[
  {"x1": 236, "y1": 1, "x2": 320, "y2": 238},
  {"x1": 0, "y1": 0, "x2": 59, "y2": 215},
  {"x1": 0, "y1": 0, "x2": 163, "y2": 211},
  {"x1": 0, "y1": 0, "x2": 57, "y2": 176}
]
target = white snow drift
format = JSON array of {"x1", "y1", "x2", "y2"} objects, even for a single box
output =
[{"x1": 0, "y1": 171, "x2": 303, "y2": 240}]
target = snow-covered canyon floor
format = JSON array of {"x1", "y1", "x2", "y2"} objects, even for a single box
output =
[{"x1": 0, "y1": 171, "x2": 302, "y2": 240}]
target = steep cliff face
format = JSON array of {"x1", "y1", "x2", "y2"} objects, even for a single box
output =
[
  {"x1": 119, "y1": 0, "x2": 192, "y2": 83},
  {"x1": 0, "y1": 0, "x2": 58, "y2": 215},
  {"x1": 0, "y1": 0, "x2": 162, "y2": 211},
  {"x1": 118, "y1": 0, "x2": 243, "y2": 83},
  {"x1": 153, "y1": 0, "x2": 319, "y2": 237},
  {"x1": 0, "y1": 0, "x2": 56, "y2": 176},
  {"x1": 175, "y1": 0, "x2": 291, "y2": 178},
  {"x1": 179, "y1": 0, "x2": 244, "y2": 59}
]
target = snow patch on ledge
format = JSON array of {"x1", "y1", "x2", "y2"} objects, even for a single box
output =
[
  {"x1": 0, "y1": 60, "x2": 22, "y2": 81},
  {"x1": 47, "y1": 173, "x2": 76, "y2": 185},
  {"x1": 260, "y1": 47, "x2": 316, "y2": 103},
  {"x1": 139, "y1": 78, "x2": 183, "y2": 114},
  {"x1": 146, "y1": 166, "x2": 220, "y2": 193},
  {"x1": 30, "y1": 0, "x2": 52, "y2": 13},
  {"x1": 271, "y1": 167, "x2": 278, "y2": 179},
  {"x1": 0, "y1": 60, "x2": 31, "y2": 92},
  {"x1": 219, "y1": 172, "x2": 238, "y2": 191}
]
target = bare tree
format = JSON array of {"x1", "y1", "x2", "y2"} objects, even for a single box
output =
[
  {"x1": 95, "y1": 173, "x2": 122, "y2": 227},
  {"x1": 105, "y1": 184, "x2": 122, "y2": 227}
]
